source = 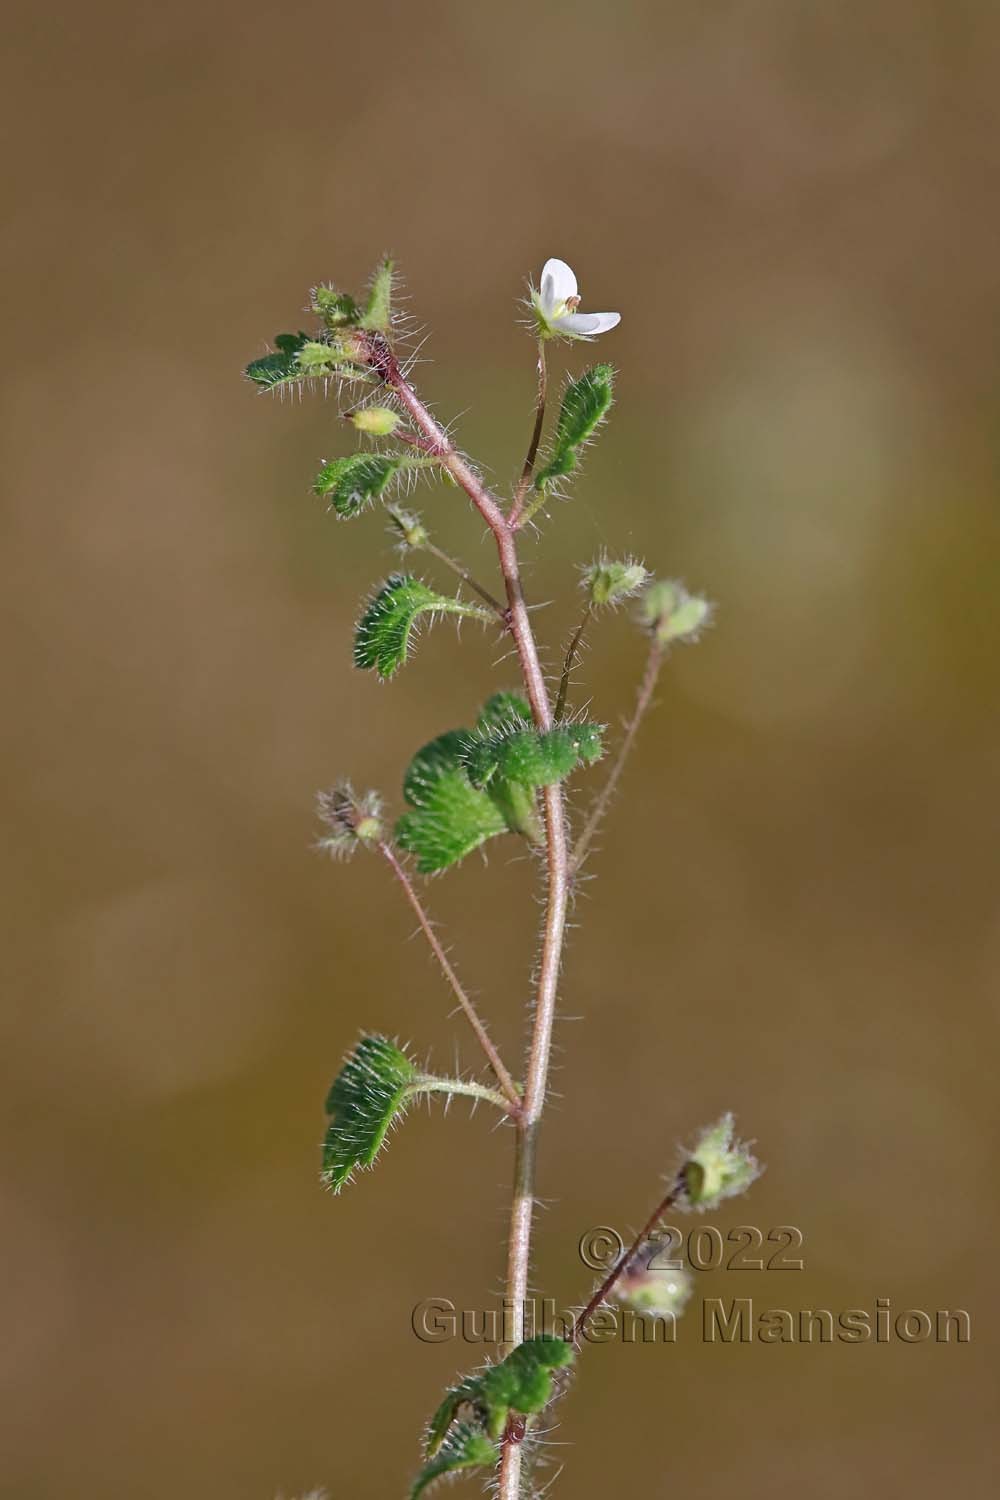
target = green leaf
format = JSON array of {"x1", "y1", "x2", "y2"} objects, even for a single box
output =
[
  {"x1": 410, "y1": 1425, "x2": 497, "y2": 1500},
  {"x1": 322, "y1": 1036, "x2": 418, "y2": 1192},
  {"x1": 461, "y1": 721, "x2": 604, "y2": 791},
  {"x1": 534, "y1": 364, "x2": 614, "y2": 491},
  {"x1": 360, "y1": 257, "x2": 394, "y2": 332},
  {"x1": 314, "y1": 453, "x2": 406, "y2": 518},
  {"x1": 244, "y1": 330, "x2": 371, "y2": 391},
  {"x1": 475, "y1": 692, "x2": 532, "y2": 732},
  {"x1": 396, "y1": 731, "x2": 508, "y2": 874},
  {"x1": 426, "y1": 1336, "x2": 575, "y2": 1455},
  {"x1": 354, "y1": 575, "x2": 490, "y2": 680},
  {"x1": 245, "y1": 332, "x2": 310, "y2": 389}
]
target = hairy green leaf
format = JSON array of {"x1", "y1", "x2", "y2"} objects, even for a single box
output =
[
  {"x1": 361, "y1": 257, "x2": 394, "y2": 332},
  {"x1": 244, "y1": 332, "x2": 310, "y2": 389},
  {"x1": 322, "y1": 1036, "x2": 418, "y2": 1192},
  {"x1": 534, "y1": 364, "x2": 614, "y2": 491},
  {"x1": 410, "y1": 1425, "x2": 497, "y2": 1500},
  {"x1": 314, "y1": 453, "x2": 406, "y2": 518},
  {"x1": 244, "y1": 330, "x2": 370, "y2": 391},
  {"x1": 354, "y1": 575, "x2": 490, "y2": 680},
  {"x1": 475, "y1": 692, "x2": 532, "y2": 732},
  {"x1": 461, "y1": 721, "x2": 604, "y2": 791},
  {"x1": 426, "y1": 1336, "x2": 575, "y2": 1455},
  {"x1": 396, "y1": 730, "x2": 508, "y2": 874}
]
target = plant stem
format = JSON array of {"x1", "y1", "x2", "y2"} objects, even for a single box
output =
[
  {"x1": 378, "y1": 840, "x2": 522, "y2": 1113},
  {"x1": 570, "y1": 638, "x2": 664, "y2": 877},
  {"x1": 373, "y1": 339, "x2": 569, "y2": 1500},
  {"x1": 413, "y1": 1075, "x2": 518, "y2": 1115},
  {"x1": 569, "y1": 1177, "x2": 684, "y2": 1345},
  {"x1": 509, "y1": 339, "x2": 547, "y2": 524},
  {"x1": 554, "y1": 602, "x2": 593, "y2": 720}
]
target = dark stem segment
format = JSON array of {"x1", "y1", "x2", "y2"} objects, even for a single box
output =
[
  {"x1": 570, "y1": 638, "x2": 664, "y2": 876},
  {"x1": 570, "y1": 1176, "x2": 684, "y2": 1346},
  {"x1": 508, "y1": 340, "x2": 547, "y2": 525},
  {"x1": 554, "y1": 602, "x2": 593, "y2": 720},
  {"x1": 378, "y1": 841, "x2": 522, "y2": 1114}
]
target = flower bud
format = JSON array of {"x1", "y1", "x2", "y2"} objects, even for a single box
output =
[
  {"x1": 682, "y1": 1114, "x2": 761, "y2": 1210},
  {"x1": 316, "y1": 783, "x2": 384, "y2": 858},
  {"x1": 638, "y1": 579, "x2": 713, "y2": 646},
  {"x1": 612, "y1": 1241, "x2": 693, "y2": 1319},
  {"x1": 311, "y1": 284, "x2": 361, "y2": 328},
  {"x1": 386, "y1": 505, "x2": 429, "y2": 550},
  {"x1": 349, "y1": 406, "x2": 402, "y2": 437},
  {"x1": 582, "y1": 555, "x2": 649, "y2": 609}
]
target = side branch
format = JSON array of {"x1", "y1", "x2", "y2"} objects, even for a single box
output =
[
  {"x1": 378, "y1": 841, "x2": 522, "y2": 1113},
  {"x1": 570, "y1": 1175, "x2": 684, "y2": 1345},
  {"x1": 570, "y1": 638, "x2": 664, "y2": 876},
  {"x1": 509, "y1": 339, "x2": 547, "y2": 524}
]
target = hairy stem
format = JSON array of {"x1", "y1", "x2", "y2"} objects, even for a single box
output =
[
  {"x1": 413, "y1": 1075, "x2": 518, "y2": 1115},
  {"x1": 509, "y1": 339, "x2": 547, "y2": 524},
  {"x1": 554, "y1": 602, "x2": 593, "y2": 720},
  {"x1": 570, "y1": 1177, "x2": 683, "y2": 1345},
  {"x1": 570, "y1": 638, "x2": 664, "y2": 876},
  {"x1": 378, "y1": 840, "x2": 522, "y2": 1113},
  {"x1": 374, "y1": 340, "x2": 569, "y2": 1500}
]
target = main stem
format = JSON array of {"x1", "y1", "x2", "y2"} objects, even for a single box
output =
[{"x1": 377, "y1": 342, "x2": 568, "y2": 1500}]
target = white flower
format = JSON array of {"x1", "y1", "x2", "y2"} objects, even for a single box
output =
[{"x1": 530, "y1": 257, "x2": 621, "y2": 340}]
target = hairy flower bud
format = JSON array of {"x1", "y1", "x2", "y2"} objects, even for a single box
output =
[
  {"x1": 386, "y1": 505, "x2": 430, "y2": 550},
  {"x1": 612, "y1": 1241, "x2": 693, "y2": 1319},
  {"x1": 682, "y1": 1114, "x2": 761, "y2": 1210},
  {"x1": 638, "y1": 579, "x2": 713, "y2": 646},
  {"x1": 582, "y1": 555, "x2": 649, "y2": 609},
  {"x1": 316, "y1": 783, "x2": 384, "y2": 858},
  {"x1": 350, "y1": 405, "x2": 402, "y2": 437}
]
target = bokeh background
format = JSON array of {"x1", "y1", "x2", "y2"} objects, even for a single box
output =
[{"x1": 3, "y1": 1, "x2": 999, "y2": 1495}]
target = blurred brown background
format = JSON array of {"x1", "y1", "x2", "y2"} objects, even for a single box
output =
[{"x1": 3, "y1": 1, "x2": 998, "y2": 1495}]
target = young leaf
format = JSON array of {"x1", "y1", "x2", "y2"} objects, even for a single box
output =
[
  {"x1": 410, "y1": 1425, "x2": 497, "y2": 1500},
  {"x1": 354, "y1": 575, "x2": 491, "y2": 680},
  {"x1": 534, "y1": 364, "x2": 614, "y2": 491},
  {"x1": 396, "y1": 731, "x2": 508, "y2": 874},
  {"x1": 244, "y1": 332, "x2": 310, "y2": 389},
  {"x1": 314, "y1": 453, "x2": 406, "y2": 518},
  {"x1": 244, "y1": 330, "x2": 371, "y2": 391},
  {"x1": 322, "y1": 1036, "x2": 419, "y2": 1192},
  {"x1": 475, "y1": 691, "x2": 532, "y2": 732},
  {"x1": 461, "y1": 722, "x2": 604, "y2": 791},
  {"x1": 426, "y1": 1335, "x2": 575, "y2": 1455},
  {"x1": 361, "y1": 257, "x2": 394, "y2": 332}
]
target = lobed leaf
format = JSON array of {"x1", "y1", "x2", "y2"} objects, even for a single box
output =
[
  {"x1": 393, "y1": 695, "x2": 545, "y2": 873},
  {"x1": 410, "y1": 1425, "x2": 497, "y2": 1500},
  {"x1": 354, "y1": 575, "x2": 489, "y2": 680},
  {"x1": 461, "y1": 722, "x2": 604, "y2": 791},
  {"x1": 534, "y1": 364, "x2": 614, "y2": 491},
  {"x1": 314, "y1": 453, "x2": 406, "y2": 518},
  {"x1": 396, "y1": 731, "x2": 508, "y2": 874},
  {"x1": 322, "y1": 1036, "x2": 419, "y2": 1192},
  {"x1": 244, "y1": 332, "x2": 310, "y2": 389},
  {"x1": 426, "y1": 1336, "x2": 575, "y2": 1456}
]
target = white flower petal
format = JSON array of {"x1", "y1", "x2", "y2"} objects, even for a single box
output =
[
  {"x1": 540, "y1": 258, "x2": 578, "y2": 314},
  {"x1": 553, "y1": 310, "x2": 621, "y2": 338}
]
